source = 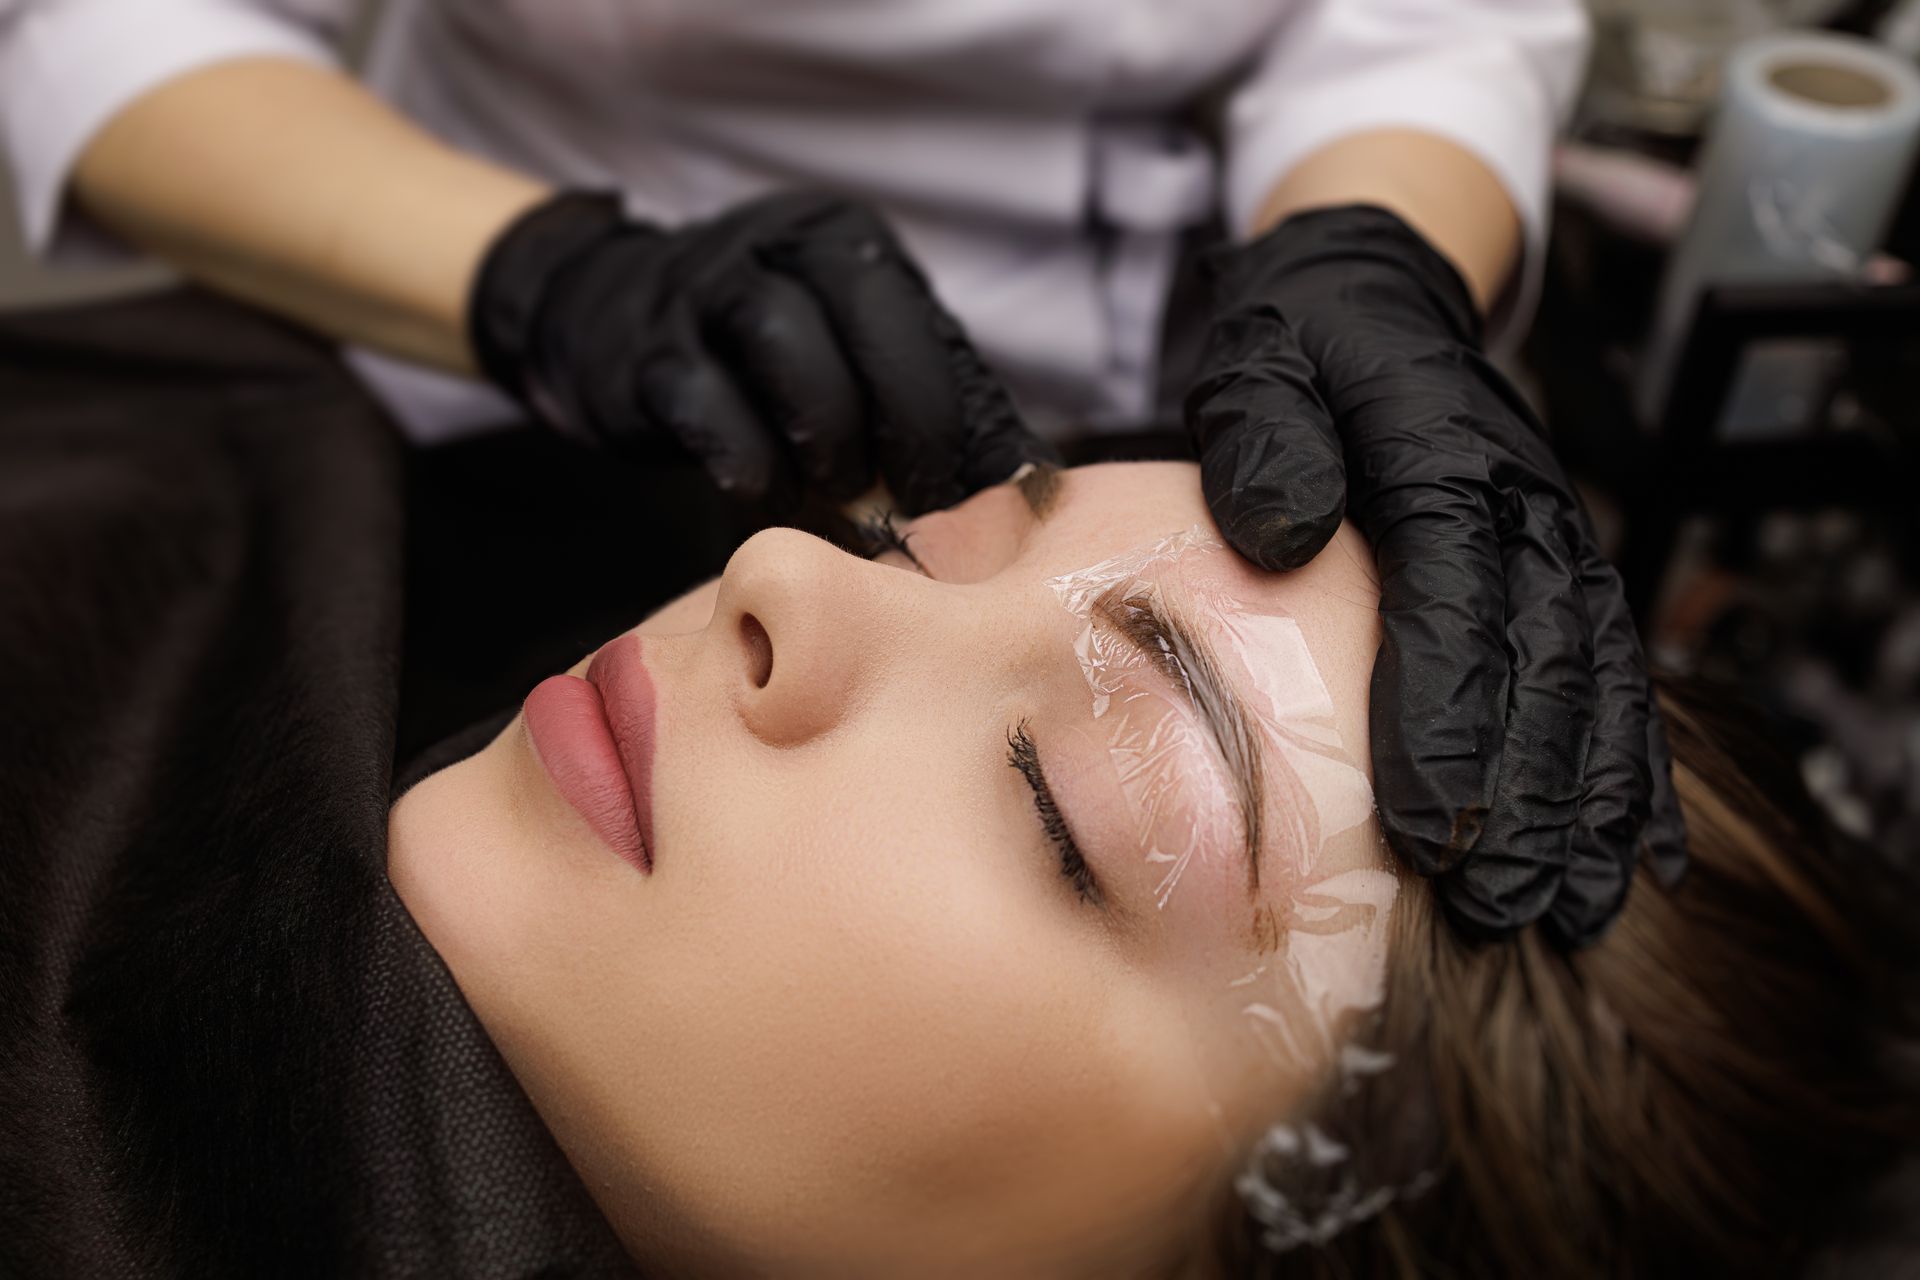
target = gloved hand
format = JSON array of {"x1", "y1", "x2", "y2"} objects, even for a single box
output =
[
  {"x1": 469, "y1": 190, "x2": 1053, "y2": 515},
  {"x1": 1186, "y1": 204, "x2": 1687, "y2": 946}
]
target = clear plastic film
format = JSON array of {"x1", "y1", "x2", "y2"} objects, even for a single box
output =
[
  {"x1": 1044, "y1": 527, "x2": 1431, "y2": 1252},
  {"x1": 1046, "y1": 528, "x2": 1375, "y2": 910}
]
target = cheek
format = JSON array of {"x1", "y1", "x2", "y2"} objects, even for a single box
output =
[
  {"x1": 639, "y1": 764, "x2": 1066, "y2": 1166},
  {"x1": 626, "y1": 728, "x2": 1206, "y2": 1262}
]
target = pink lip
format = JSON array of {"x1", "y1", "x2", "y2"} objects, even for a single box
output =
[{"x1": 522, "y1": 634, "x2": 657, "y2": 874}]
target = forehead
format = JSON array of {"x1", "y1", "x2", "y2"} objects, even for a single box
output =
[{"x1": 1054, "y1": 463, "x2": 1376, "y2": 605}]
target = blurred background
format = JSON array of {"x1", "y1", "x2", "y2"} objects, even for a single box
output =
[
  {"x1": 1528, "y1": 0, "x2": 1920, "y2": 870},
  {"x1": 4, "y1": 0, "x2": 1919, "y2": 864}
]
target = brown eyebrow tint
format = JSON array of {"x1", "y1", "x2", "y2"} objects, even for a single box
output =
[{"x1": 1091, "y1": 585, "x2": 1268, "y2": 894}]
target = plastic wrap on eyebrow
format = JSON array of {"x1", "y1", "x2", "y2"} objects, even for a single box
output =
[
  {"x1": 1048, "y1": 527, "x2": 1419, "y2": 1257},
  {"x1": 1045, "y1": 527, "x2": 1374, "y2": 906}
]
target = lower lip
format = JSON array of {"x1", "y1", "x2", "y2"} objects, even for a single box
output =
[{"x1": 523, "y1": 635, "x2": 657, "y2": 874}]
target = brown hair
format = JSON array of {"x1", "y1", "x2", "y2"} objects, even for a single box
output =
[{"x1": 1211, "y1": 678, "x2": 1920, "y2": 1278}]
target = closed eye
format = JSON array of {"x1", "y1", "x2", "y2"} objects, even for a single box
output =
[
  {"x1": 1008, "y1": 720, "x2": 1103, "y2": 908},
  {"x1": 850, "y1": 515, "x2": 1098, "y2": 908}
]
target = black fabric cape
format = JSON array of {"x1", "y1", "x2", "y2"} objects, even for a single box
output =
[{"x1": 0, "y1": 291, "x2": 639, "y2": 1277}]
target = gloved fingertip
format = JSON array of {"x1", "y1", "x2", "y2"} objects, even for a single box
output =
[
  {"x1": 1016, "y1": 430, "x2": 1065, "y2": 471},
  {"x1": 1205, "y1": 477, "x2": 1343, "y2": 570},
  {"x1": 1436, "y1": 854, "x2": 1556, "y2": 942},
  {"x1": 1640, "y1": 807, "x2": 1690, "y2": 888},
  {"x1": 707, "y1": 463, "x2": 768, "y2": 506},
  {"x1": 1199, "y1": 439, "x2": 1344, "y2": 572},
  {"x1": 892, "y1": 472, "x2": 964, "y2": 519},
  {"x1": 1379, "y1": 801, "x2": 1489, "y2": 880},
  {"x1": 1640, "y1": 705, "x2": 1689, "y2": 887},
  {"x1": 960, "y1": 424, "x2": 1058, "y2": 505},
  {"x1": 1225, "y1": 504, "x2": 1341, "y2": 572},
  {"x1": 1544, "y1": 900, "x2": 1616, "y2": 950},
  {"x1": 1546, "y1": 843, "x2": 1634, "y2": 949},
  {"x1": 1434, "y1": 885, "x2": 1511, "y2": 943}
]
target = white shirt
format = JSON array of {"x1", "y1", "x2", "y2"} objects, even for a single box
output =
[{"x1": 0, "y1": 0, "x2": 1587, "y2": 444}]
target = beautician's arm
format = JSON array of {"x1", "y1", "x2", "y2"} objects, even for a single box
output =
[
  {"x1": 73, "y1": 57, "x2": 549, "y2": 373},
  {"x1": 1189, "y1": 127, "x2": 1687, "y2": 946},
  {"x1": 1248, "y1": 128, "x2": 1520, "y2": 314},
  {"x1": 72, "y1": 57, "x2": 1050, "y2": 511}
]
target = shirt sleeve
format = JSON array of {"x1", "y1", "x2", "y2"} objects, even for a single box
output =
[
  {"x1": 1223, "y1": 0, "x2": 1590, "y2": 342},
  {"x1": 0, "y1": 0, "x2": 349, "y2": 262}
]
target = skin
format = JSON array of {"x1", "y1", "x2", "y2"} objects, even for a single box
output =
[
  {"x1": 1253, "y1": 127, "x2": 1520, "y2": 312},
  {"x1": 388, "y1": 463, "x2": 1391, "y2": 1277}
]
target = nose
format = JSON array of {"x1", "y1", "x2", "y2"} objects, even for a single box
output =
[{"x1": 710, "y1": 527, "x2": 892, "y2": 746}]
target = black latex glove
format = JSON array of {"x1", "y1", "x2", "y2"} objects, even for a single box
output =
[
  {"x1": 1187, "y1": 205, "x2": 1687, "y2": 946},
  {"x1": 469, "y1": 190, "x2": 1053, "y2": 515}
]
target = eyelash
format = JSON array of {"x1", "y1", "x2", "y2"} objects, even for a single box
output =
[
  {"x1": 1007, "y1": 720, "x2": 1102, "y2": 908},
  {"x1": 853, "y1": 511, "x2": 926, "y2": 573}
]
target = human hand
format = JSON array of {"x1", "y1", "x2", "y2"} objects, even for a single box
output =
[
  {"x1": 1186, "y1": 205, "x2": 1686, "y2": 945},
  {"x1": 469, "y1": 190, "x2": 1053, "y2": 514}
]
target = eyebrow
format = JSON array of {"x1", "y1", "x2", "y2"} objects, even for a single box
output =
[
  {"x1": 1013, "y1": 461, "x2": 1062, "y2": 520},
  {"x1": 1091, "y1": 587, "x2": 1267, "y2": 896}
]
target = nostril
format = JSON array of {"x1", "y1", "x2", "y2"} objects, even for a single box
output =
[{"x1": 740, "y1": 612, "x2": 773, "y2": 689}]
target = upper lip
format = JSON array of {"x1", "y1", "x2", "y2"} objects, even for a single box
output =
[{"x1": 586, "y1": 634, "x2": 657, "y2": 867}]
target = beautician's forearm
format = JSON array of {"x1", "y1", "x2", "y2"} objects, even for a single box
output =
[
  {"x1": 1251, "y1": 129, "x2": 1521, "y2": 314},
  {"x1": 73, "y1": 58, "x2": 551, "y2": 373}
]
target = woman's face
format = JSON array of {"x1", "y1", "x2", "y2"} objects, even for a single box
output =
[{"x1": 388, "y1": 462, "x2": 1391, "y2": 1277}]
